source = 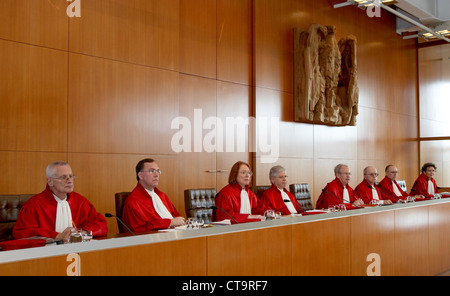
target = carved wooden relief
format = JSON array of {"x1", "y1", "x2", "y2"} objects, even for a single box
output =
[{"x1": 294, "y1": 24, "x2": 359, "y2": 126}]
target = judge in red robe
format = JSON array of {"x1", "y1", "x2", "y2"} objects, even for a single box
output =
[
  {"x1": 377, "y1": 165, "x2": 412, "y2": 203},
  {"x1": 410, "y1": 163, "x2": 438, "y2": 198},
  {"x1": 122, "y1": 159, "x2": 184, "y2": 232},
  {"x1": 13, "y1": 162, "x2": 107, "y2": 241},
  {"x1": 315, "y1": 164, "x2": 363, "y2": 210},
  {"x1": 354, "y1": 166, "x2": 392, "y2": 205},
  {"x1": 260, "y1": 165, "x2": 304, "y2": 215},
  {"x1": 214, "y1": 161, "x2": 266, "y2": 223}
]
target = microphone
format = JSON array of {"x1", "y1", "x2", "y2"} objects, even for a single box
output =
[
  {"x1": 283, "y1": 200, "x2": 309, "y2": 215},
  {"x1": 211, "y1": 206, "x2": 239, "y2": 224},
  {"x1": 322, "y1": 189, "x2": 362, "y2": 209},
  {"x1": 376, "y1": 185, "x2": 404, "y2": 202},
  {"x1": 105, "y1": 213, "x2": 135, "y2": 235}
]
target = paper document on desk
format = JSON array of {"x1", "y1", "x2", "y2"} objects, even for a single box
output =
[{"x1": 210, "y1": 219, "x2": 231, "y2": 225}]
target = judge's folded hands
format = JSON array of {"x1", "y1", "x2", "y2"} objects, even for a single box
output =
[
  {"x1": 248, "y1": 215, "x2": 265, "y2": 221},
  {"x1": 170, "y1": 216, "x2": 186, "y2": 228},
  {"x1": 55, "y1": 227, "x2": 90, "y2": 243}
]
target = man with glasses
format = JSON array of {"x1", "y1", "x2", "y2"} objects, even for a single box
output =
[
  {"x1": 122, "y1": 158, "x2": 185, "y2": 231},
  {"x1": 377, "y1": 164, "x2": 415, "y2": 203},
  {"x1": 315, "y1": 163, "x2": 364, "y2": 210},
  {"x1": 13, "y1": 161, "x2": 107, "y2": 242},
  {"x1": 355, "y1": 166, "x2": 392, "y2": 205},
  {"x1": 260, "y1": 165, "x2": 304, "y2": 215}
]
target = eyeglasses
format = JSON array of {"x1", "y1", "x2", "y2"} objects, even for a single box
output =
[
  {"x1": 388, "y1": 171, "x2": 398, "y2": 174},
  {"x1": 365, "y1": 173, "x2": 379, "y2": 177},
  {"x1": 339, "y1": 172, "x2": 351, "y2": 176},
  {"x1": 141, "y1": 169, "x2": 162, "y2": 175},
  {"x1": 239, "y1": 171, "x2": 253, "y2": 176},
  {"x1": 52, "y1": 175, "x2": 77, "y2": 182},
  {"x1": 277, "y1": 175, "x2": 288, "y2": 179}
]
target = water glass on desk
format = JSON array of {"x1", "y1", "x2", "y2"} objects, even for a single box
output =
[
  {"x1": 432, "y1": 193, "x2": 441, "y2": 199},
  {"x1": 69, "y1": 228, "x2": 84, "y2": 243}
]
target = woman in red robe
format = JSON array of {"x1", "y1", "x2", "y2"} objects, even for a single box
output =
[
  {"x1": 214, "y1": 161, "x2": 266, "y2": 223},
  {"x1": 410, "y1": 163, "x2": 438, "y2": 198}
]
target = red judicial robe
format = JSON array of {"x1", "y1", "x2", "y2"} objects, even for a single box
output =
[
  {"x1": 410, "y1": 173, "x2": 437, "y2": 198},
  {"x1": 13, "y1": 185, "x2": 107, "y2": 239},
  {"x1": 315, "y1": 178, "x2": 356, "y2": 210},
  {"x1": 122, "y1": 183, "x2": 181, "y2": 232},
  {"x1": 260, "y1": 185, "x2": 304, "y2": 215},
  {"x1": 355, "y1": 179, "x2": 384, "y2": 204},
  {"x1": 214, "y1": 183, "x2": 266, "y2": 224},
  {"x1": 377, "y1": 176, "x2": 408, "y2": 202}
]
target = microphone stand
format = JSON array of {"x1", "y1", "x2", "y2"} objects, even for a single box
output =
[
  {"x1": 322, "y1": 189, "x2": 362, "y2": 209},
  {"x1": 105, "y1": 213, "x2": 136, "y2": 235},
  {"x1": 211, "y1": 206, "x2": 239, "y2": 224}
]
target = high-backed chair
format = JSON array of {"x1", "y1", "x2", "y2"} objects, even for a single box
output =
[
  {"x1": 184, "y1": 188, "x2": 216, "y2": 224},
  {"x1": 114, "y1": 192, "x2": 131, "y2": 233},
  {"x1": 396, "y1": 180, "x2": 407, "y2": 192},
  {"x1": 251, "y1": 185, "x2": 271, "y2": 199},
  {"x1": 0, "y1": 194, "x2": 34, "y2": 242},
  {"x1": 289, "y1": 183, "x2": 313, "y2": 211}
]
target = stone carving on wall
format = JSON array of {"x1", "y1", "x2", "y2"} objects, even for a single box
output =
[{"x1": 294, "y1": 24, "x2": 359, "y2": 126}]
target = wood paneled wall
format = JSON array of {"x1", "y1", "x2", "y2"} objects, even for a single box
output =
[
  {"x1": 0, "y1": 0, "x2": 419, "y2": 235},
  {"x1": 418, "y1": 43, "x2": 450, "y2": 187}
]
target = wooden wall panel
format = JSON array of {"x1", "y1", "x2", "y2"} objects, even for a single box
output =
[
  {"x1": 0, "y1": 151, "x2": 67, "y2": 195},
  {"x1": 255, "y1": 87, "x2": 314, "y2": 159},
  {"x1": 217, "y1": 0, "x2": 252, "y2": 85},
  {"x1": 0, "y1": 0, "x2": 68, "y2": 50},
  {"x1": 81, "y1": 237, "x2": 207, "y2": 276},
  {"x1": 0, "y1": 255, "x2": 69, "y2": 276},
  {"x1": 69, "y1": 0, "x2": 179, "y2": 70},
  {"x1": 428, "y1": 203, "x2": 450, "y2": 275},
  {"x1": 292, "y1": 217, "x2": 351, "y2": 276},
  {"x1": 176, "y1": 75, "x2": 217, "y2": 207},
  {"x1": 394, "y1": 207, "x2": 429, "y2": 276},
  {"x1": 180, "y1": 0, "x2": 217, "y2": 78},
  {"x1": 0, "y1": 40, "x2": 68, "y2": 152},
  {"x1": 207, "y1": 226, "x2": 292, "y2": 276},
  {"x1": 350, "y1": 211, "x2": 395, "y2": 276},
  {"x1": 68, "y1": 53, "x2": 179, "y2": 154},
  {"x1": 216, "y1": 81, "x2": 251, "y2": 189},
  {"x1": 68, "y1": 153, "x2": 178, "y2": 234}
]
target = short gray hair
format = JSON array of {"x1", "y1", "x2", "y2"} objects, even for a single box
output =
[
  {"x1": 46, "y1": 161, "x2": 69, "y2": 178},
  {"x1": 334, "y1": 164, "x2": 348, "y2": 176},
  {"x1": 269, "y1": 165, "x2": 286, "y2": 180}
]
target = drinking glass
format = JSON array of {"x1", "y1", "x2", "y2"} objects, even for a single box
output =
[
  {"x1": 83, "y1": 230, "x2": 93, "y2": 242},
  {"x1": 69, "y1": 228, "x2": 84, "y2": 243}
]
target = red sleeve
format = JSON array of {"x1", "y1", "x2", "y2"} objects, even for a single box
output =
[
  {"x1": 214, "y1": 186, "x2": 261, "y2": 224},
  {"x1": 122, "y1": 189, "x2": 180, "y2": 232},
  {"x1": 71, "y1": 195, "x2": 108, "y2": 237},
  {"x1": 123, "y1": 201, "x2": 171, "y2": 231},
  {"x1": 13, "y1": 199, "x2": 59, "y2": 239},
  {"x1": 410, "y1": 175, "x2": 436, "y2": 198},
  {"x1": 316, "y1": 183, "x2": 342, "y2": 209},
  {"x1": 355, "y1": 184, "x2": 370, "y2": 204}
]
